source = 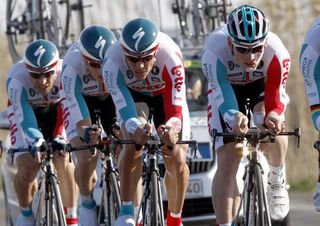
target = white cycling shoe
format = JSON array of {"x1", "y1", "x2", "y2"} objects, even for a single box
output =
[
  {"x1": 313, "y1": 190, "x2": 320, "y2": 212},
  {"x1": 267, "y1": 180, "x2": 290, "y2": 221},
  {"x1": 114, "y1": 215, "x2": 135, "y2": 226},
  {"x1": 16, "y1": 214, "x2": 35, "y2": 226},
  {"x1": 79, "y1": 206, "x2": 98, "y2": 226}
]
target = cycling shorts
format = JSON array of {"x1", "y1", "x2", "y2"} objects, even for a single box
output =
[
  {"x1": 129, "y1": 88, "x2": 190, "y2": 140},
  {"x1": 209, "y1": 78, "x2": 265, "y2": 149}
]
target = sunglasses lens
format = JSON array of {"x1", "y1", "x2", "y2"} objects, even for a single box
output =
[
  {"x1": 235, "y1": 46, "x2": 249, "y2": 54},
  {"x1": 88, "y1": 61, "x2": 101, "y2": 69},
  {"x1": 29, "y1": 72, "x2": 42, "y2": 79},
  {"x1": 126, "y1": 55, "x2": 140, "y2": 63},
  {"x1": 142, "y1": 55, "x2": 154, "y2": 62},
  {"x1": 126, "y1": 54, "x2": 154, "y2": 63},
  {"x1": 30, "y1": 70, "x2": 55, "y2": 79},
  {"x1": 252, "y1": 45, "x2": 264, "y2": 53}
]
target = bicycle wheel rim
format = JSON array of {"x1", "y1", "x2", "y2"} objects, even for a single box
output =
[
  {"x1": 244, "y1": 168, "x2": 257, "y2": 226},
  {"x1": 150, "y1": 171, "x2": 159, "y2": 226},
  {"x1": 254, "y1": 164, "x2": 271, "y2": 226},
  {"x1": 50, "y1": 176, "x2": 67, "y2": 226},
  {"x1": 104, "y1": 172, "x2": 121, "y2": 225},
  {"x1": 6, "y1": 0, "x2": 34, "y2": 62}
]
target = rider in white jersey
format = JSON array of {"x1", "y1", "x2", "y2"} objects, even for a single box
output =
[
  {"x1": 299, "y1": 17, "x2": 320, "y2": 212},
  {"x1": 202, "y1": 5, "x2": 291, "y2": 225},
  {"x1": 60, "y1": 25, "x2": 117, "y2": 226},
  {"x1": 103, "y1": 18, "x2": 190, "y2": 226},
  {"x1": 6, "y1": 39, "x2": 78, "y2": 226}
]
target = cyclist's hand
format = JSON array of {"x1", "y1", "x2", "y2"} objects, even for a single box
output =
[
  {"x1": 52, "y1": 135, "x2": 68, "y2": 155},
  {"x1": 264, "y1": 111, "x2": 284, "y2": 134},
  {"x1": 31, "y1": 138, "x2": 47, "y2": 163},
  {"x1": 82, "y1": 125, "x2": 102, "y2": 144},
  {"x1": 157, "y1": 125, "x2": 179, "y2": 146},
  {"x1": 110, "y1": 121, "x2": 123, "y2": 140},
  {"x1": 133, "y1": 123, "x2": 152, "y2": 145},
  {"x1": 232, "y1": 112, "x2": 249, "y2": 135}
]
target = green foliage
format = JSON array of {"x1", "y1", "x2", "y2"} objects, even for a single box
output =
[{"x1": 289, "y1": 178, "x2": 316, "y2": 192}]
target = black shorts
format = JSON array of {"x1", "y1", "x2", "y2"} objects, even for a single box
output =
[
  {"x1": 128, "y1": 89, "x2": 165, "y2": 129},
  {"x1": 220, "y1": 78, "x2": 265, "y2": 143},
  {"x1": 33, "y1": 103, "x2": 61, "y2": 141},
  {"x1": 83, "y1": 95, "x2": 116, "y2": 136}
]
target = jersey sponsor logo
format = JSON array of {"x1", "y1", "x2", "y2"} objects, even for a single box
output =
[
  {"x1": 151, "y1": 66, "x2": 160, "y2": 75},
  {"x1": 151, "y1": 77, "x2": 161, "y2": 83},
  {"x1": 228, "y1": 61, "x2": 234, "y2": 70},
  {"x1": 29, "y1": 88, "x2": 36, "y2": 97},
  {"x1": 83, "y1": 85, "x2": 99, "y2": 91},
  {"x1": 281, "y1": 58, "x2": 290, "y2": 87},
  {"x1": 253, "y1": 71, "x2": 264, "y2": 77},
  {"x1": 170, "y1": 64, "x2": 183, "y2": 92},
  {"x1": 104, "y1": 70, "x2": 114, "y2": 88},
  {"x1": 61, "y1": 102, "x2": 70, "y2": 129},
  {"x1": 34, "y1": 45, "x2": 46, "y2": 67},
  {"x1": 131, "y1": 82, "x2": 165, "y2": 91},
  {"x1": 300, "y1": 57, "x2": 312, "y2": 79},
  {"x1": 127, "y1": 70, "x2": 134, "y2": 79},
  {"x1": 8, "y1": 112, "x2": 18, "y2": 145},
  {"x1": 9, "y1": 88, "x2": 18, "y2": 103},
  {"x1": 83, "y1": 74, "x2": 90, "y2": 84},
  {"x1": 257, "y1": 60, "x2": 264, "y2": 69},
  {"x1": 227, "y1": 72, "x2": 242, "y2": 78},
  {"x1": 95, "y1": 36, "x2": 106, "y2": 59},
  {"x1": 51, "y1": 86, "x2": 59, "y2": 95},
  {"x1": 132, "y1": 27, "x2": 145, "y2": 52}
]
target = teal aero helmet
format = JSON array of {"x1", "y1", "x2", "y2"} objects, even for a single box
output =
[
  {"x1": 79, "y1": 25, "x2": 117, "y2": 61},
  {"x1": 120, "y1": 18, "x2": 159, "y2": 56},
  {"x1": 227, "y1": 5, "x2": 269, "y2": 45},
  {"x1": 23, "y1": 39, "x2": 59, "y2": 72}
]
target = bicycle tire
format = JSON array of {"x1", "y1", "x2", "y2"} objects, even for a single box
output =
[
  {"x1": 6, "y1": 0, "x2": 34, "y2": 62},
  {"x1": 243, "y1": 166, "x2": 257, "y2": 226},
  {"x1": 47, "y1": 176, "x2": 67, "y2": 226},
  {"x1": 140, "y1": 171, "x2": 164, "y2": 226},
  {"x1": 34, "y1": 177, "x2": 45, "y2": 225},
  {"x1": 242, "y1": 164, "x2": 271, "y2": 226},
  {"x1": 100, "y1": 171, "x2": 121, "y2": 225},
  {"x1": 2, "y1": 172, "x2": 14, "y2": 226},
  {"x1": 254, "y1": 164, "x2": 271, "y2": 226}
]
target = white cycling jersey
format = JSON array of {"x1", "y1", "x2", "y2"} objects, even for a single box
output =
[
  {"x1": 102, "y1": 32, "x2": 190, "y2": 138},
  {"x1": 300, "y1": 18, "x2": 320, "y2": 131},
  {"x1": 6, "y1": 60, "x2": 63, "y2": 148},
  {"x1": 202, "y1": 25, "x2": 291, "y2": 132},
  {"x1": 60, "y1": 41, "x2": 110, "y2": 140}
]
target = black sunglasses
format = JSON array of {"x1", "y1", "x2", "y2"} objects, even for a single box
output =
[
  {"x1": 82, "y1": 54, "x2": 102, "y2": 69},
  {"x1": 125, "y1": 54, "x2": 154, "y2": 63},
  {"x1": 29, "y1": 70, "x2": 55, "y2": 79},
  {"x1": 85, "y1": 59, "x2": 101, "y2": 69},
  {"x1": 234, "y1": 44, "x2": 264, "y2": 54}
]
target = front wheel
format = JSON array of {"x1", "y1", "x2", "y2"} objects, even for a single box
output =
[
  {"x1": 47, "y1": 176, "x2": 67, "y2": 226},
  {"x1": 140, "y1": 171, "x2": 164, "y2": 226},
  {"x1": 99, "y1": 171, "x2": 121, "y2": 225}
]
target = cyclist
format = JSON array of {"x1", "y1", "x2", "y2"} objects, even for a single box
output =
[
  {"x1": 202, "y1": 4, "x2": 291, "y2": 225},
  {"x1": 60, "y1": 25, "x2": 117, "y2": 226},
  {"x1": 102, "y1": 17, "x2": 191, "y2": 226},
  {"x1": 299, "y1": 18, "x2": 320, "y2": 212},
  {"x1": 6, "y1": 39, "x2": 78, "y2": 226}
]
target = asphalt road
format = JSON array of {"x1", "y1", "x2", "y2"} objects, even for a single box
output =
[{"x1": 0, "y1": 191, "x2": 319, "y2": 226}]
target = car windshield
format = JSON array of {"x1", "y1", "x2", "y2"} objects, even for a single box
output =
[{"x1": 185, "y1": 63, "x2": 208, "y2": 112}]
